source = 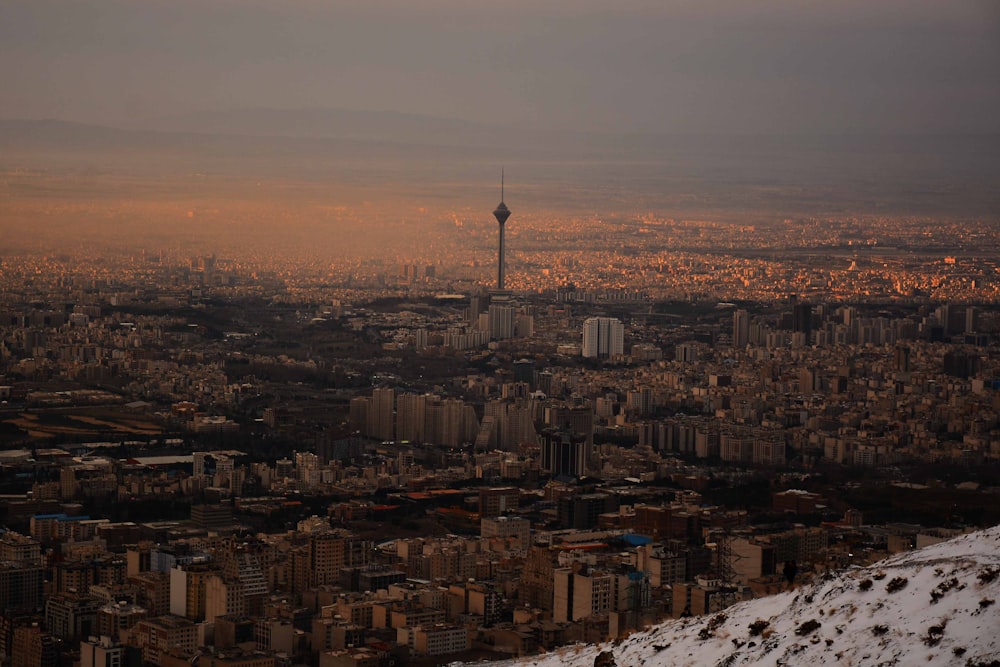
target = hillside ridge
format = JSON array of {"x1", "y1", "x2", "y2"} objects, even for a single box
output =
[{"x1": 509, "y1": 526, "x2": 1000, "y2": 667}]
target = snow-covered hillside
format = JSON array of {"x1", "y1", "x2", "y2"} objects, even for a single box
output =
[{"x1": 517, "y1": 526, "x2": 1000, "y2": 667}]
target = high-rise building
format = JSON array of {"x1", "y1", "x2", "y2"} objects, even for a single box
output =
[
  {"x1": 553, "y1": 567, "x2": 633, "y2": 623},
  {"x1": 434, "y1": 398, "x2": 478, "y2": 447},
  {"x1": 0, "y1": 562, "x2": 44, "y2": 612},
  {"x1": 468, "y1": 294, "x2": 483, "y2": 325},
  {"x1": 675, "y1": 342, "x2": 700, "y2": 363},
  {"x1": 45, "y1": 592, "x2": 100, "y2": 642},
  {"x1": 367, "y1": 388, "x2": 394, "y2": 442},
  {"x1": 131, "y1": 571, "x2": 170, "y2": 617},
  {"x1": 733, "y1": 309, "x2": 750, "y2": 348},
  {"x1": 503, "y1": 398, "x2": 538, "y2": 451},
  {"x1": 59, "y1": 468, "x2": 77, "y2": 500},
  {"x1": 478, "y1": 487, "x2": 520, "y2": 518},
  {"x1": 515, "y1": 312, "x2": 534, "y2": 338},
  {"x1": 626, "y1": 388, "x2": 654, "y2": 416},
  {"x1": 965, "y1": 306, "x2": 979, "y2": 333},
  {"x1": 544, "y1": 404, "x2": 595, "y2": 446},
  {"x1": 168, "y1": 563, "x2": 214, "y2": 621},
  {"x1": 488, "y1": 304, "x2": 515, "y2": 340},
  {"x1": 11, "y1": 625, "x2": 57, "y2": 667},
  {"x1": 557, "y1": 493, "x2": 618, "y2": 530},
  {"x1": 521, "y1": 546, "x2": 558, "y2": 610},
  {"x1": 133, "y1": 616, "x2": 198, "y2": 667},
  {"x1": 792, "y1": 303, "x2": 812, "y2": 337},
  {"x1": 190, "y1": 505, "x2": 234, "y2": 531},
  {"x1": 348, "y1": 397, "x2": 368, "y2": 434},
  {"x1": 96, "y1": 602, "x2": 147, "y2": 641},
  {"x1": 894, "y1": 345, "x2": 911, "y2": 373},
  {"x1": 395, "y1": 393, "x2": 427, "y2": 443},
  {"x1": 512, "y1": 358, "x2": 535, "y2": 386},
  {"x1": 943, "y1": 351, "x2": 981, "y2": 379},
  {"x1": 581, "y1": 317, "x2": 624, "y2": 358},
  {"x1": 540, "y1": 429, "x2": 588, "y2": 479},
  {"x1": 0, "y1": 532, "x2": 42, "y2": 565},
  {"x1": 308, "y1": 532, "x2": 370, "y2": 589}
]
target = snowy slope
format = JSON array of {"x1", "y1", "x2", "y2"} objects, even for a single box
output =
[{"x1": 515, "y1": 526, "x2": 1000, "y2": 667}]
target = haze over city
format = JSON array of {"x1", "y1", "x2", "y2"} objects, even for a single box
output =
[
  {"x1": 1, "y1": 0, "x2": 998, "y2": 254},
  {"x1": 3, "y1": 0, "x2": 1000, "y2": 134},
  {"x1": 1, "y1": 2, "x2": 999, "y2": 667}
]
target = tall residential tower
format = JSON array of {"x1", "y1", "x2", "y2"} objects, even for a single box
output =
[{"x1": 582, "y1": 317, "x2": 624, "y2": 359}]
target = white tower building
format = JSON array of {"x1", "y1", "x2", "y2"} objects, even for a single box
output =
[{"x1": 582, "y1": 317, "x2": 624, "y2": 358}]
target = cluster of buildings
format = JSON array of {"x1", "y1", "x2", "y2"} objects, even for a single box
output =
[
  {"x1": 1, "y1": 204, "x2": 999, "y2": 666},
  {"x1": 0, "y1": 455, "x2": 976, "y2": 667},
  {"x1": 339, "y1": 298, "x2": 1000, "y2": 469}
]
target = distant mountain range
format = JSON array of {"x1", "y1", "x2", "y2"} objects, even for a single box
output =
[
  {"x1": 135, "y1": 107, "x2": 507, "y2": 144},
  {"x1": 503, "y1": 526, "x2": 1000, "y2": 667},
  {"x1": 1, "y1": 113, "x2": 997, "y2": 218},
  {"x1": 0, "y1": 118, "x2": 173, "y2": 150},
  {"x1": 6, "y1": 109, "x2": 996, "y2": 159},
  {"x1": 0, "y1": 116, "x2": 485, "y2": 154},
  {"x1": 0, "y1": 110, "x2": 586, "y2": 156}
]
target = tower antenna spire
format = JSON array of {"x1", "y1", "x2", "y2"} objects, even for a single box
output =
[{"x1": 501, "y1": 168, "x2": 504, "y2": 202}]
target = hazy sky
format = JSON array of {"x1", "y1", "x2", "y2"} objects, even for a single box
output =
[{"x1": 2, "y1": 0, "x2": 998, "y2": 135}]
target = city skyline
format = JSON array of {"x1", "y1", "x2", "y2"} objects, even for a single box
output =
[{"x1": 1, "y1": 1, "x2": 1000, "y2": 665}]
